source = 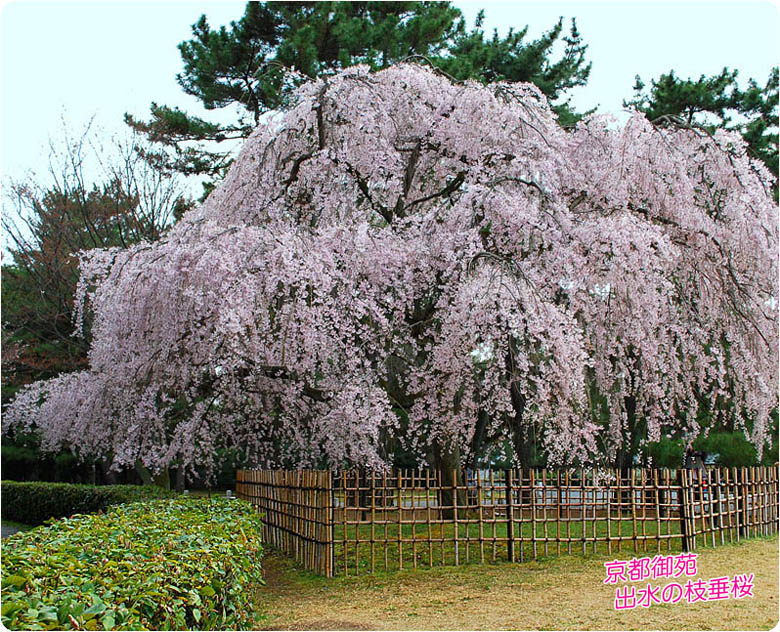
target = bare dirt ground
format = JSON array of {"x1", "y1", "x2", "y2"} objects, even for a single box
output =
[{"x1": 256, "y1": 535, "x2": 778, "y2": 631}]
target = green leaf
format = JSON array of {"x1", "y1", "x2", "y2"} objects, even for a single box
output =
[
  {"x1": 84, "y1": 599, "x2": 106, "y2": 616},
  {"x1": 101, "y1": 613, "x2": 116, "y2": 629},
  {"x1": 1, "y1": 601, "x2": 25, "y2": 616},
  {"x1": 192, "y1": 608, "x2": 201, "y2": 623},
  {"x1": 2, "y1": 574, "x2": 29, "y2": 588}
]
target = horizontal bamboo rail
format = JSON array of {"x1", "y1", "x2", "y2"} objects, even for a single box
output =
[{"x1": 236, "y1": 465, "x2": 779, "y2": 577}]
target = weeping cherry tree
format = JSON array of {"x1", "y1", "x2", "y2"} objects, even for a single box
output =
[{"x1": 4, "y1": 64, "x2": 777, "y2": 480}]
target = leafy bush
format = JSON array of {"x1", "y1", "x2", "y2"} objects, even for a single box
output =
[
  {"x1": 694, "y1": 431, "x2": 759, "y2": 467},
  {"x1": 646, "y1": 436, "x2": 685, "y2": 468},
  {"x1": 1, "y1": 436, "x2": 100, "y2": 484},
  {"x1": 1, "y1": 498, "x2": 263, "y2": 630},
  {"x1": 1, "y1": 481, "x2": 175, "y2": 525},
  {"x1": 1, "y1": 442, "x2": 41, "y2": 480},
  {"x1": 645, "y1": 431, "x2": 767, "y2": 468}
]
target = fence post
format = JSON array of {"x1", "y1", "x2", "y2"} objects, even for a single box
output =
[
  {"x1": 737, "y1": 467, "x2": 746, "y2": 539},
  {"x1": 677, "y1": 468, "x2": 689, "y2": 552},
  {"x1": 506, "y1": 468, "x2": 515, "y2": 563},
  {"x1": 327, "y1": 470, "x2": 335, "y2": 578}
]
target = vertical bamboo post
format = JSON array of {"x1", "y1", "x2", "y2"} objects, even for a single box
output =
[
  {"x1": 631, "y1": 469, "x2": 638, "y2": 554},
  {"x1": 653, "y1": 469, "x2": 662, "y2": 552},
  {"x1": 641, "y1": 469, "x2": 648, "y2": 552},
  {"x1": 383, "y1": 470, "x2": 389, "y2": 571},
  {"x1": 767, "y1": 466, "x2": 772, "y2": 535},
  {"x1": 737, "y1": 467, "x2": 745, "y2": 539},
  {"x1": 580, "y1": 468, "x2": 586, "y2": 556},
  {"x1": 370, "y1": 470, "x2": 376, "y2": 574},
  {"x1": 396, "y1": 470, "x2": 403, "y2": 571},
  {"x1": 490, "y1": 469, "x2": 497, "y2": 562},
  {"x1": 716, "y1": 468, "x2": 724, "y2": 546},
  {"x1": 341, "y1": 471, "x2": 348, "y2": 575},
  {"x1": 730, "y1": 467, "x2": 738, "y2": 542},
  {"x1": 542, "y1": 468, "x2": 549, "y2": 557},
  {"x1": 531, "y1": 468, "x2": 538, "y2": 560},
  {"x1": 695, "y1": 469, "x2": 705, "y2": 543},
  {"x1": 355, "y1": 471, "x2": 361, "y2": 576},
  {"x1": 762, "y1": 466, "x2": 768, "y2": 536},
  {"x1": 724, "y1": 468, "x2": 734, "y2": 544},
  {"x1": 566, "y1": 469, "x2": 572, "y2": 555},
  {"x1": 590, "y1": 470, "x2": 597, "y2": 554},
  {"x1": 328, "y1": 471, "x2": 335, "y2": 577},
  {"x1": 606, "y1": 469, "x2": 612, "y2": 556},
  {"x1": 677, "y1": 468, "x2": 688, "y2": 552},
  {"x1": 616, "y1": 468, "x2": 622, "y2": 554},
  {"x1": 478, "y1": 469, "x2": 485, "y2": 564},
  {"x1": 438, "y1": 469, "x2": 445, "y2": 565},
  {"x1": 766, "y1": 466, "x2": 772, "y2": 535},
  {"x1": 556, "y1": 470, "x2": 562, "y2": 557},
  {"x1": 452, "y1": 469, "x2": 459, "y2": 566},
  {"x1": 750, "y1": 466, "x2": 757, "y2": 538},
  {"x1": 706, "y1": 469, "x2": 715, "y2": 547},
  {"x1": 463, "y1": 469, "x2": 470, "y2": 564},
  {"x1": 772, "y1": 463, "x2": 780, "y2": 533},
  {"x1": 412, "y1": 470, "x2": 418, "y2": 569},
  {"x1": 506, "y1": 468, "x2": 515, "y2": 563},
  {"x1": 426, "y1": 469, "x2": 433, "y2": 568}
]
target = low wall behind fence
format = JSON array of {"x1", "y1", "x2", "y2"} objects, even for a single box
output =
[{"x1": 236, "y1": 466, "x2": 779, "y2": 577}]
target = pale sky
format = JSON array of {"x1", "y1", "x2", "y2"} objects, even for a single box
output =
[{"x1": 1, "y1": 0, "x2": 778, "y2": 192}]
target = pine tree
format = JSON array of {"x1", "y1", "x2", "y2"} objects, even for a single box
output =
[
  {"x1": 126, "y1": 2, "x2": 462, "y2": 179},
  {"x1": 432, "y1": 12, "x2": 591, "y2": 126},
  {"x1": 127, "y1": 2, "x2": 592, "y2": 181},
  {"x1": 625, "y1": 67, "x2": 778, "y2": 176}
]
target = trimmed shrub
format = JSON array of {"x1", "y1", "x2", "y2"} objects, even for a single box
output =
[
  {"x1": 694, "y1": 431, "x2": 759, "y2": 467},
  {"x1": 646, "y1": 436, "x2": 685, "y2": 468},
  {"x1": 1, "y1": 481, "x2": 175, "y2": 525},
  {"x1": 1, "y1": 442, "x2": 43, "y2": 480},
  {"x1": 1, "y1": 498, "x2": 263, "y2": 630}
]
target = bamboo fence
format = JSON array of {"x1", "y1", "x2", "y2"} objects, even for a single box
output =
[{"x1": 236, "y1": 465, "x2": 779, "y2": 577}]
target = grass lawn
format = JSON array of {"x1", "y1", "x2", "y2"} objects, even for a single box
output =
[{"x1": 256, "y1": 534, "x2": 779, "y2": 630}]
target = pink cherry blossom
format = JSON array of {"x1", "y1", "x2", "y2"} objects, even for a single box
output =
[{"x1": 4, "y1": 64, "x2": 777, "y2": 479}]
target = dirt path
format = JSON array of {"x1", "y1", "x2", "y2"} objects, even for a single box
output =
[{"x1": 256, "y1": 536, "x2": 779, "y2": 630}]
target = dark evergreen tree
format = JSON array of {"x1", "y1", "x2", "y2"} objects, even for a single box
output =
[
  {"x1": 625, "y1": 67, "x2": 778, "y2": 175},
  {"x1": 126, "y1": 2, "x2": 462, "y2": 179},
  {"x1": 127, "y1": 2, "x2": 592, "y2": 180},
  {"x1": 433, "y1": 12, "x2": 591, "y2": 126}
]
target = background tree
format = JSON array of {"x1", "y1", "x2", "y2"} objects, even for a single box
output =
[
  {"x1": 2, "y1": 120, "x2": 190, "y2": 403},
  {"x1": 2, "y1": 121, "x2": 192, "y2": 486},
  {"x1": 126, "y1": 1, "x2": 591, "y2": 184},
  {"x1": 625, "y1": 67, "x2": 778, "y2": 176},
  {"x1": 126, "y1": 1, "x2": 461, "y2": 181},
  {"x1": 433, "y1": 11, "x2": 591, "y2": 126},
  {"x1": 5, "y1": 65, "x2": 776, "y2": 482}
]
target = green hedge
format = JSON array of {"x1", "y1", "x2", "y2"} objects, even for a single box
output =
[
  {"x1": 1, "y1": 498, "x2": 264, "y2": 630},
  {"x1": 1, "y1": 481, "x2": 175, "y2": 525}
]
